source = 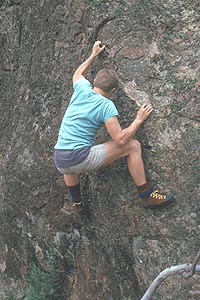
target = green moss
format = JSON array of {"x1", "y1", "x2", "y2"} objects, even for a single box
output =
[
  {"x1": 170, "y1": 226, "x2": 189, "y2": 239},
  {"x1": 196, "y1": 210, "x2": 200, "y2": 226}
]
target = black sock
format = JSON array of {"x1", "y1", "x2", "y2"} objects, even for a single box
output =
[
  {"x1": 137, "y1": 182, "x2": 153, "y2": 198},
  {"x1": 67, "y1": 183, "x2": 81, "y2": 204}
]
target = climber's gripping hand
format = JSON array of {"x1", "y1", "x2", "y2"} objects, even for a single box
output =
[
  {"x1": 136, "y1": 104, "x2": 154, "y2": 124},
  {"x1": 73, "y1": 41, "x2": 105, "y2": 84},
  {"x1": 92, "y1": 41, "x2": 105, "y2": 56}
]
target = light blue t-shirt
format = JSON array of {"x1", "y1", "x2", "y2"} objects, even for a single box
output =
[{"x1": 54, "y1": 78, "x2": 118, "y2": 150}]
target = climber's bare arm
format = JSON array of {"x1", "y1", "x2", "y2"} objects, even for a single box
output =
[
  {"x1": 73, "y1": 41, "x2": 105, "y2": 83},
  {"x1": 105, "y1": 104, "x2": 153, "y2": 146}
]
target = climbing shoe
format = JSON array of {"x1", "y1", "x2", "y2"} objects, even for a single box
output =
[
  {"x1": 141, "y1": 190, "x2": 175, "y2": 209},
  {"x1": 72, "y1": 201, "x2": 82, "y2": 213}
]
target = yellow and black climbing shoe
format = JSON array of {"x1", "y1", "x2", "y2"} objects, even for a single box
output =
[
  {"x1": 141, "y1": 190, "x2": 175, "y2": 209},
  {"x1": 72, "y1": 201, "x2": 82, "y2": 213}
]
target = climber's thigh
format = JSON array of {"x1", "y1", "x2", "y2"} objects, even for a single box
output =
[{"x1": 103, "y1": 139, "x2": 141, "y2": 166}]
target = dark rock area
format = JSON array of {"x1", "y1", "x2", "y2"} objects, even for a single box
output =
[{"x1": 0, "y1": 0, "x2": 199, "y2": 299}]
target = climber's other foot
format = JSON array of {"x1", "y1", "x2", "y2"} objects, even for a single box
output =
[{"x1": 141, "y1": 190, "x2": 175, "y2": 209}]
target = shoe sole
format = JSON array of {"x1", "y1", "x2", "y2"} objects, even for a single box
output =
[{"x1": 142, "y1": 198, "x2": 175, "y2": 209}]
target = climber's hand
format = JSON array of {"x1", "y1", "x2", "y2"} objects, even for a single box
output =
[
  {"x1": 136, "y1": 104, "x2": 153, "y2": 123},
  {"x1": 92, "y1": 41, "x2": 105, "y2": 56}
]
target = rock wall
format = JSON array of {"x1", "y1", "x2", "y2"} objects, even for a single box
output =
[{"x1": 0, "y1": 0, "x2": 199, "y2": 299}]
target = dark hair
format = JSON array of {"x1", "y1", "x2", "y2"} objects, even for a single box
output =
[{"x1": 94, "y1": 69, "x2": 119, "y2": 93}]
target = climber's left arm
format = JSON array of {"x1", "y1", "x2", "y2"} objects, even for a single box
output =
[{"x1": 72, "y1": 41, "x2": 105, "y2": 84}]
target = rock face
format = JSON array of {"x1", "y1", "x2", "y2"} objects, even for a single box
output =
[{"x1": 0, "y1": 0, "x2": 199, "y2": 299}]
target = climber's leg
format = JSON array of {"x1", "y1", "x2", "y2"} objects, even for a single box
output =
[{"x1": 103, "y1": 139, "x2": 175, "y2": 208}]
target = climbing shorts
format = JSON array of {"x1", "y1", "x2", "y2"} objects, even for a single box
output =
[{"x1": 55, "y1": 144, "x2": 105, "y2": 175}]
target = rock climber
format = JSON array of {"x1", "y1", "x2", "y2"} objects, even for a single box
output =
[{"x1": 54, "y1": 41, "x2": 174, "y2": 211}]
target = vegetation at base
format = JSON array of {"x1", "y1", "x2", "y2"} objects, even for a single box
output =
[
  {"x1": 2, "y1": 249, "x2": 65, "y2": 300},
  {"x1": 24, "y1": 249, "x2": 65, "y2": 300},
  {"x1": 3, "y1": 291, "x2": 16, "y2": 300}
]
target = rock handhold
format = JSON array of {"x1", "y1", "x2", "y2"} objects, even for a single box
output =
[{"x1": 123, "y1": 80, "x2": 151, "y2": 107}]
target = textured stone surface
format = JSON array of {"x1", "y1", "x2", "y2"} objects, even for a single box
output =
[{"x1": 0, "y1": 0, "x2": 199, "y2": 299}]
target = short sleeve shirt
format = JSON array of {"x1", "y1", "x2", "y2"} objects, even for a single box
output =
[{"x1": 54, "y1": 78, "x2": 118, "y2": 150}]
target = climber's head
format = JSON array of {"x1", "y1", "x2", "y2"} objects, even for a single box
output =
[{"x1": 93, "y1": 69, "x2": 119, "y2": 97}]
